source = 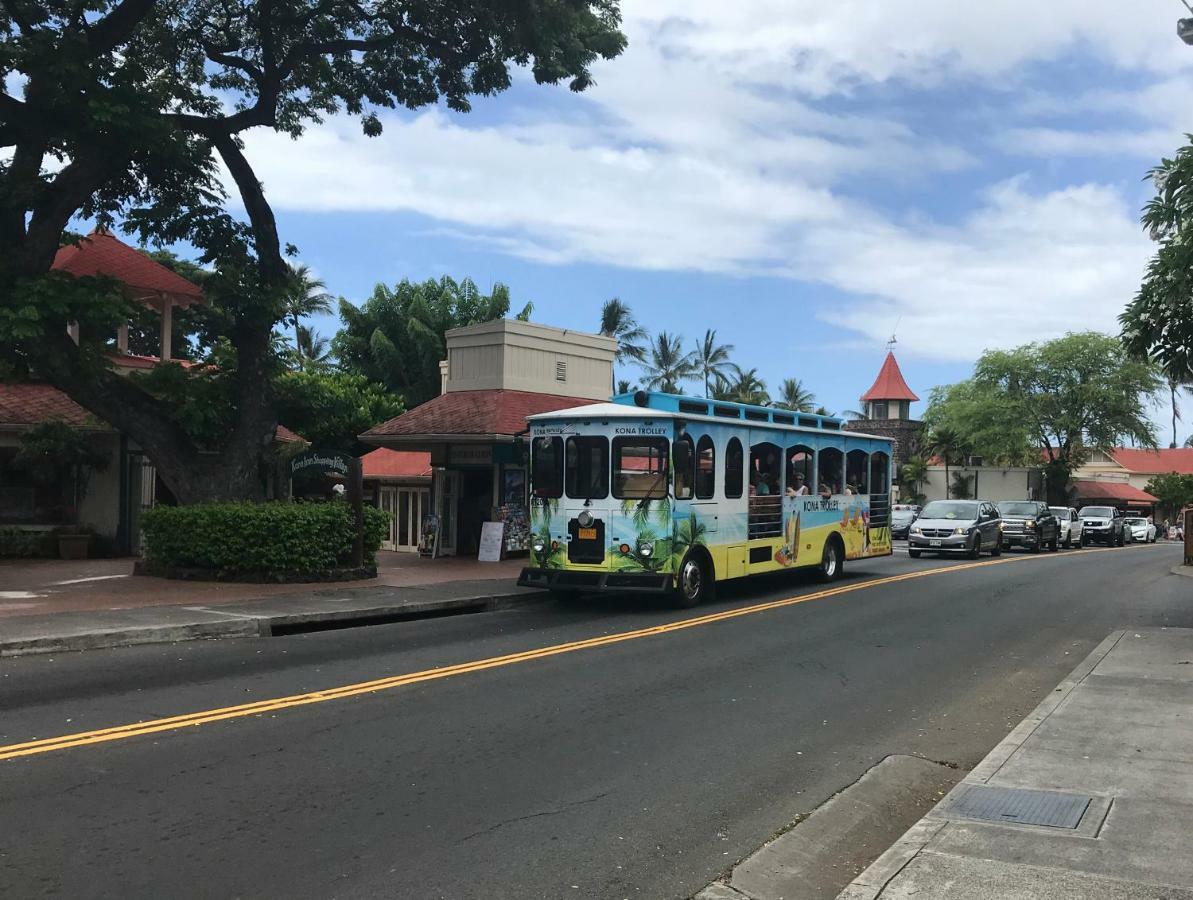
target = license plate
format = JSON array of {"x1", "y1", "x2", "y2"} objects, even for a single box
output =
[
  {"x1": 929, "y1": 539, "x2": 942, "y2": 547},
  {"x1": 578, "y1": 527, "x2": 597, "y2": 540}
]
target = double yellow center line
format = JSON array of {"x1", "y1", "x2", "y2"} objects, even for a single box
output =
[{"x1": 0, "y1": 545, "x2": 1144, "y2": 762}]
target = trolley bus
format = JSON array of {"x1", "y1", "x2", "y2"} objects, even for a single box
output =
[{"x1": 517, "y1": 391, "x2": 894, "y2": 606}]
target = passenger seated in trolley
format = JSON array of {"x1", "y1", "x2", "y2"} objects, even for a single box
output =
[{"x1": 786, "y1": 473, "x2": 809, "y2": 497}]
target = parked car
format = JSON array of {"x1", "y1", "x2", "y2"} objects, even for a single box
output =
[
  {"x1": 1123, "y1": 516, "x2": 1156, "y2": 543},
  {"x1": 1049, "y1": 506, "x2": 1083, "y2": 549},
  {"x1": 1079, "y1": 505, "x2": 1125, "y2": 546},
  {"x1": 908, "y1": 500, "x2": 1002, "y2": 559},
  {"x1": 891, "y1": 504, "x2": 919, "y2": 540},
  {"x1": 998, "y1": 500, "x2": 1060, "y2": 553}
]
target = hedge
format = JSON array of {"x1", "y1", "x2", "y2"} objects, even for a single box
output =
[
  {"x1": 141, "y1": 501, "x2": 390, "y2": 576},
  {"x1": 0, "y1": 528, "x2": 57, "y2": 558}
]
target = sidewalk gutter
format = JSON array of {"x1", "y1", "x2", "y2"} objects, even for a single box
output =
[
  {"x1": 836, "y1": 628, "x2": 1193, "y2": 900},
  {"x1": 0, "y1": 582, "x2": 540, "y2": 657}
]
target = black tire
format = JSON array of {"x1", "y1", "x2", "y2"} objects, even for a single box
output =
[
  {"x1": 674, "y1": 553, "x2": 713, "y2": 608},
  {"x1": 1063, "y1": 534, "x2": 1071, "y2": 549},
  {"x1": 1116, "y1": 531, "x2": 1124, "y2": 547},
  {"x1": 968, "y1": 535, "x2": 981, "y2": 559},
  {"x1": 908, "y1": 548, "x2": 922, "y2": 559},
  {"x1": 990, "y1": 541, "x2": 1001, "y2": 557},
  {"x1": 1049, "y1": 531, "x2": 1059, "y2": 552},
  {"x1": 1031, "y1": 539, "x2": 1042, "y2": 554},
  {"x1": 818, "y1": 537, "x2": 844, "y2": 582}
]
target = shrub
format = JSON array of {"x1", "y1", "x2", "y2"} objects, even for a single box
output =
[
  {"x1": 142, "y1": 501, "x2": 390, "y2": 576},
  {"x1": 0, "y1": 528, "x2": 56, "y2": 558}
]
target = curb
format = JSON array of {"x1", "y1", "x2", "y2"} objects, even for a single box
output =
[
  {"x1": 0, "y1": 590, "x2": 540, "y2": 658},
  {"x1": 833, "y1": 630, "x2": 1127, "y2": 900},
  {"x1": 1171, "y1": 564, "x2": 1193, "y2": 579}
]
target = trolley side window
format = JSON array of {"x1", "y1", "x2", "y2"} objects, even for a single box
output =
[
  {"x1": 531, "y1": 436, "x2": 564, "y2": 499},
  {"x1": 725, "y1": 437, "x2": 744, "y2": 499},
  {"x1": 565, "y1": 436, "x2": 609, "y2": 499},
  {"x1": 613, "y1": 438, "x2": 669, "y2": 499},
  {"x1": 695, "y1": 435, "x2": 716, "y2": 499},
  {"x1": 673, "y1": 435, "x2": 694, "y2": 500}
]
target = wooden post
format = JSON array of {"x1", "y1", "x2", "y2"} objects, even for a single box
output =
[
  {"x1": 160, "y1": 299, "x2": 173, "y2": 361},
  {"x1": 349, "y1": 456, "x2": 365, "y2": 568}
]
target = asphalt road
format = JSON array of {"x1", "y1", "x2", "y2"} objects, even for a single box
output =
[{"x1": 0, "y1": 543, "x2": 1187, "y2": 899}]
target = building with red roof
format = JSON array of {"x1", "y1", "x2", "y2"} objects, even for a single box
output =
[
  {"x1": 362, "y1": 319, "x2": 616, "y2": 556},
  {"x1": 845, "y1": 349, "x2": 924, "y2": 481}
]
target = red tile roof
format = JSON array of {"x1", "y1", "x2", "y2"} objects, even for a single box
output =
[
  {"x1": 860, "y1": 352, "x2": 919, "y2": 403},
  {"x1": 364, "y1": 389, "x2": 597, "y2": 440},
  {"x1": 361, "y1": 448, "x2": 432, "y2": 479},
  {"x1": 53, "y1": 230, "x2": 204, "y2": 306},
  {"x1": 0, "y1": 384, "x2": 111, "y2": 429},
  {"x1": 1071, "y1": 480, "x2": 1158, "y2": 503},
  {"x1": 1109, "y1": 448, "x2": 1193, "y2": 476},
  {"x1": 275, "y1": 425, "x2": 307, "y2": 444},
  {"x1": 109, "y1": 353, "x2": 197, "y2": 370}
]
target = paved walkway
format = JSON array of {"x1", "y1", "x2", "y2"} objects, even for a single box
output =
[
  {"x1": 838, "y1": 627, "x2": 1193, "y2": 899},
  {"x1": 0, "y1": 551, "x2": 524, "y2": 619}
]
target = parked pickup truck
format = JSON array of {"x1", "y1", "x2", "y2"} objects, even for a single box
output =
[
  {"x1": 1049, "y1": 506, "x2": 1083, "y2": 549},
  {"x1": 998, "y1": 500, "x2": 1060, "y2": 553},
  {"x1": 1079, "y1": 506, "x2": 1126, "y2": 546}
]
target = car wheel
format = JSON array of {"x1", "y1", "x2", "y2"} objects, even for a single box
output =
[
  {"x1": 1063, "y1": 533, "x2": 1071, "y2": 549},
  {"x1": 818, "y1": 536, "x2": 845, "y2": 581},
  {"x1": 1031, "y1": 539, "x2": 1042, "y2": 554},
  {"x1": 909, "y1": 548, "x2": 922, "y2": 559},
  {"x1": 673, "y1": 553, "x2": 712, "y2": 609},
  {"x1": 1116, "y1": 531, "x2": 1124, "y2": 547},
  {"x1": 990, "y1": 541, "x2": 1001, "y2": 557},
  {"x1": 968, "y1": 535, "x2": 981, "y2": 559},
  {"x1": 1049, "y1": 532, "x2": 1059, "y2": 552}
]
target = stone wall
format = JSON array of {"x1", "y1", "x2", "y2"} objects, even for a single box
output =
[{"x1": 844, "y1": 418, "x2": 924, "y2": 471}]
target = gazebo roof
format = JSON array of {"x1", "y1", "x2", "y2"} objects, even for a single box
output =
[{"x1": 52, "y1": 230, "x2": 204, "y2": 308}]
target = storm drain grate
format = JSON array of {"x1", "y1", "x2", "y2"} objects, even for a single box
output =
[{"x1": 946, "y1": 785, "x2": 1091, "y2": 829}]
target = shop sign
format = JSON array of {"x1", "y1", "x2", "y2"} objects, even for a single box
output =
[
  {"x1": 290, "y1": 450, "x2": 353, "y2": 476},
  {"x1": 448, "y1": 445, "x2": 492, "y2": 466}
]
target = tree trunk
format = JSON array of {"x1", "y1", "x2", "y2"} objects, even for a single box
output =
[{"x1": 944, "y1": 460, "x2": 950, "y2": 499}]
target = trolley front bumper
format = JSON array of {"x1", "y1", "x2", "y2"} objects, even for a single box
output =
[{"x1": 518, "y1": 568, "x2": 673, "y2": 594}]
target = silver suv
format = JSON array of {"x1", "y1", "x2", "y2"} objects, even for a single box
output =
[
  {"x1": 1079, "y1": 505, "x2": 1125, "y2": 547},
  {"x1": 908, "y1": 500, "x2": 1003, "y2": 559}
]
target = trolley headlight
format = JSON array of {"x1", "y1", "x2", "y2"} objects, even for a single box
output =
[
  {"x1": 638, "y1": 540, "x2": 654, "y2": 557},
  {"x1": 577, "y1": 510, "x2": 593, "y2": 528}
]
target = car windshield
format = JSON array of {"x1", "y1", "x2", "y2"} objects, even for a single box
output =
[
  {"x1": 1125, "y1": 518, "x2": 1146, "y2": 526},
  {"x1": 892, "y1": 510, "x2": 916, "y2": 523},
  {"x1": 1049, "y1": 507, "x2": 1070, "y2": 518},
  {"x1": 919, "y1": 501, "x2": 979, "y2": 520},
  {"x1": 1080, "y1": 507, "x2": 1115, "y2": 518},
  {"x1": 999, "y1": 501, "x2": 1038, "y2": 516}
]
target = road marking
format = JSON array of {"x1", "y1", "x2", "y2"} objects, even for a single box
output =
[
  {"x1": 0, "y1": 544, "x2": 1161, "y2": 762},
  {"x1": 51, "y1": 574, "x2": 130, "y2": 586}
]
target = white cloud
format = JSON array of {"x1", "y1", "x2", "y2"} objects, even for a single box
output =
[
  {"x1": 236, "y1": 0, "x2": 1180, "y2": 363},
  {"x1": 797, "y1": 178, "x2": 1152, "y2": 360}
]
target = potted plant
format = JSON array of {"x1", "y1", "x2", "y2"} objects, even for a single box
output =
[{"x1": 13, "y1": 422, "x2": 109, "y2": 559}]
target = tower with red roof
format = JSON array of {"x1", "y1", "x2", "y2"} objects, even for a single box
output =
[{"x1": 845, "y1": 350, "x2": 924, "y2": 478}]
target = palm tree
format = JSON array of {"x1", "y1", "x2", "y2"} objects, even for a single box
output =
[
  {"x1": 693, "y1": 329, "x2": 735, "y2": 398},
  {"x1": 599, "y1": 298, "x2": 648, "y2": 389},
  {"x1": 1163, "y1": 375, "x2": 1190, "y2": 449},
  {"x1": 616, "y1": 379, "x2": 638, "y2": 395},
  {"x1": 773, "y1": 377, "x2": 815, "y2": 412},
  {"x1": 641, "y1": 332, "x2": 697, "y2": 394},
  {"x1": 925, "y1": 427, "x2": 971, "y2": 500},
  {"x1": 284, "y1": 264, "x2": 334, "y2": 349},
  {"x1": 713, "y1": 368, "x2": 769, "y2": 405},
  {"x1": 293, "y1": 324, "x2": 331, "y2": 369}
]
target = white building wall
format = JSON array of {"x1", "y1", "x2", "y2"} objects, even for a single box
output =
[{"x1": 920, "y1": 466, "x2": 1043, "y2": 503}]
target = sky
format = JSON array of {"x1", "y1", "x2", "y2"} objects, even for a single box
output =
[{"x1": 240, "y1": 1, "x2": 1192, "y2": 418}]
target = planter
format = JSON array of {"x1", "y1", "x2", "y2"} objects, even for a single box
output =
[{"x1": 58, "y1": 533, "x2": 92, "y2": 560}]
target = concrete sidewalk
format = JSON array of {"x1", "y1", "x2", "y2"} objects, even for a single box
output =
[
  {"x1": 0, "y1": 578, "x2": 539, "y2": 657},
  {"x1": 837, "y1": 627, "x2": 1193, "y2": 899}
]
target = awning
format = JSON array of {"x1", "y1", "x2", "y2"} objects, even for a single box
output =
[{"x1": 1071, "y1": 480, "x2": 1158, "y2": 504}]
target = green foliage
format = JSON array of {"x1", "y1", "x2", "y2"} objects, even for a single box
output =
[
  {"x1": 712, "y1": 367, "x2": 769, "y2": 405},
  {"x1": 641, "y1": 332, "x2": 697, "y2": 394},
  {"x1": 599, "y1": 298, "x2": 648, "y2": 366},
  {"x1": 693, "y1": 329, "x2": 734, "y2": 398},
  {"x1": 334, "y1": 277, "x2": 524, "y2": 407},
  {"x1": 899, "y1": 455, "x2": 928, "y2": 506},
  {"x1": 130, "y1": 352, "x2": 245, "y2": 448},
  {"x1": 773, "y1": 377, "x2": 816, "y2": 412},
  {"x1": 13, "y1": 422, "x2": 110, "y2": 523},
  {"x1": 0, "y1": 529, "x2": 56, "y2": 558},
  {"x1": 142, "y1": 502, "x2": 390, "y2": 575},
  {"x1": 1144, "y1": 472, "x2": 1193, "y2": 519},
  {"x1": 273, "y1": 370, "x2": 403, "y2": 452},
  {"x1": 926, "y1": 333, "x2": 1160, "y2": 482},
  {"x1": 950, "y1": 471, "x2": 973, "y2": 500}
]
